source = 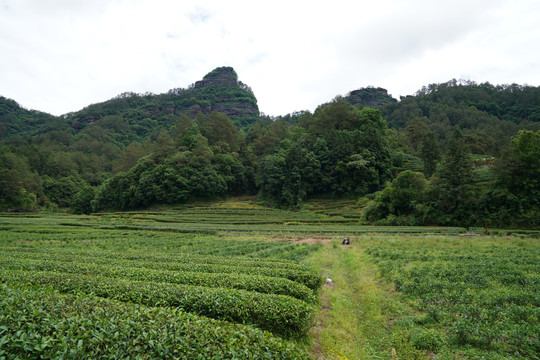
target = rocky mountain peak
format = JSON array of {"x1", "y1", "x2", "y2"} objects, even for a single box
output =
[
  {"x1": 346, "y1": 87, "x2": 397, "y2": 108},
  {"x1": 194, "y1": 66, "x2": 239, "y2": 88}
]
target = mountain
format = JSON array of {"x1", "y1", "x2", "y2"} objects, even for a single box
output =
[
  {"x1": 0, "y1": 96, "x2": 67, "y2": 138},
  {"x1": 1, "y1": 69, "x2": 539, "y2": 228},
  {"x1": 66, "y1": 66, "x2": 259, "y2": 141},
  {"x1": 0, "y1": 66, "x2": 260, "y2": 143},
  {"x1": 380, "y1": 80, "x2": 540, "y2": 155},
  {"x1": 345, "y1": 87, "x2": 397, "y2": 108}
]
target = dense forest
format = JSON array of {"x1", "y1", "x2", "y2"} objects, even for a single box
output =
[{"x1": 1, "y1": 67, "x2": 539, "y2": 228}]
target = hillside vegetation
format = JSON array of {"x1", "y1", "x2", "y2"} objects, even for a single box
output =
[{"x1": 1, "y1": 67, "x2": 539, "y2": 228}]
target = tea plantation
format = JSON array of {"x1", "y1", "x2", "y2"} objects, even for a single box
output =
[
  {"x1": 0, "y1": 206, "x2": 538, "y2": 359},
  {"x1": 0, "y1": 213, "x2": 322, "y2": 359}
]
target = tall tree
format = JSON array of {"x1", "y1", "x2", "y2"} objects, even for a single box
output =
[
  {"x1": 0, "y1": 147, "x2": 38, "y2": 210},
  {"x1": 496, "y1": 129, "x2": 540, "y2": 202},
  {"x1": 436, "y1": 128, "x2": 473, "y2": 221},
  {"x1": 201, "y1": 111, "x2": 241, "y2": 153},
  {"x1": 419, "y1": 132, "x2": 440, "y2": 178},
  {"x1": 406, "y1": 117, "x2": 427, "y2": 153},
  {"x1": 256, "y1": 140, "x2": 321, "y2": 209}
]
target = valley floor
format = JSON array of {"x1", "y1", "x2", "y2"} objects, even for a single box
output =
[{"x1": 0, "y1": 205, "x2": 538, "y2": 359}]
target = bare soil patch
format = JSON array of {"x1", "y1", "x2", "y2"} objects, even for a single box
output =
[{"x1": 266, "y1": 235, "x2": 335, "y2": 245}]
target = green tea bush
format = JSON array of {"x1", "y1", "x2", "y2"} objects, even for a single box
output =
[
  {"x1": 0, "y1": 284, "x2": 310, "y2": 359},
  {"x1": 0, "y1": 250, "x2": 323, "y2": 290},
  {"x1": 0, "y1": 270, "x2": 313, "y2": 338},
  {"x1": 367, "y1": 243, "x2": 540, "y2": 358},
  {"x1": 0, "y1": 256, "x2": 316, "y2": 303}
]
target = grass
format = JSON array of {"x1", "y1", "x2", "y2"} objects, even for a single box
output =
[
  {"x1": 306, "y1": 234, "x2": 540, "y2": 360},
  {"x1": 306, "y1": 237, "x2": 422, "y2": 360}
]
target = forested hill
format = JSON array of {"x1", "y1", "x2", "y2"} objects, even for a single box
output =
[
  {"x1": 0, "y1": 66, "x2": 259, "y2": 142},
  {"x1": 67, "y1": 66, "x2": 260, "y2": 138},
  {"x1": 1, "y1": 68, "x2": 539, "y2": 228},
  {"x1": 381, "y1": 80, "x2": 540, "y2": 155},
  {"x1": 0, "y1": 96, "x2": 65, "y2": 138}
]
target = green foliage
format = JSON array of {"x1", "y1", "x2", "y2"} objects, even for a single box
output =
[
  {"x1": 388, "y1": 171, "x2": 426, "y2": 216},
  {"x1": 435, "y1": 128, "x2": 474, "y2": 220},
  {"x1": 0, "y1": 269, "x2": 314, "y2": 338},
  {"x1": 382, "y1": 80, "x2": 540, "y2": 156},
  {"x1": 0, "y1": 255, "x2": 316, "y2": 303},
  {"x1": 419, "y1": 132, "x2": 440, "y2": 178},
  {"x1": 1, "y1": 70, "x2": 539, "y2": 228},
  {"x1": 0, "y1": 284, "x2": 310, "y2": 359},
  {"x1": 0, "y1": 147, "x2": 38, "y2": 210},
  {"x1": 41, "y1": 172, "x2": 86, "y2": 208},
  {"x1": 71, "y1": 186, "x2": 95, "y2": 214},
  {"x1": 199, "y1": 111, "x2": 242, "y2": 153},
  {"x1": 276, "y1": 100, "x2": 393, "y2": 200},
  {"x1": 482, "y1": 129, "x2": 540, "y2": 228},
  {"x1": 256, "y1": 140, "x2": 321, "y2": 209},
  {"x1": 366, "y1": 241, "x2": 540, "y2": 358},
  {"x1": 496, "y1": 130, "x2": 540, "y2": 201},
  {"x1": 0, "y1": 96, "x2": 63, "y2": 138},
  {"x1": 345, "y1": 86, "x2": 398, "y2": 107},
  {"x1": 410, "y1": 328, "x2": 444, "y2": 352},
  {"x1": 0, "y1": 218, "x2": 323, "y2": 345},
  {"x1": 365, "y1": 171, "x2": 426, "y2": 222}
]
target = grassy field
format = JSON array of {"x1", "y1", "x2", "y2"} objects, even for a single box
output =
[
  {"x1": 307, "y1": 235, "x2": 539, "y2": 359},
  {"x1": 0, "y1": 201, "x2": 538, "y2": 359}
]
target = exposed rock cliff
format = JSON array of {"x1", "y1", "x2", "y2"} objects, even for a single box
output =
[
  {"x1": 194, "y1": 66, "x2": 239, "y2": 88},
  {"x1": 346, "y1": 87, "x2": 397, "y2": 108},
  {"x1": 188, "y1": 66, "x2": 259, "y2": 119}
]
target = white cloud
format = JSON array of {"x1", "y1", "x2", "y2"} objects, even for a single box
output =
[{"x1": 0, "y1": 0, "x2": 539, "y2": 116}]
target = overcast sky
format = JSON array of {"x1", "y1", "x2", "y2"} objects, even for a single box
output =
[{"x1": 1, "y1": 0, "x2": 539, "y2": 117}]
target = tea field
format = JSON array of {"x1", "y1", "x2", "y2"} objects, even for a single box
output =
[
  {"x1": 312, "y1": 235, "x2": 539, "y2": 360},
  {"x1": 366, "y1": 238, "x2": 539, "y2": 359},
  {"x1": 0, "y1": 212, "x2": 323, "y2": 359},
  {"x1": 0, "y1": 203, "x2": 539, "y2": 359}
]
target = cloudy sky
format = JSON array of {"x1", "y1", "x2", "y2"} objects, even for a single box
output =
[{"x1": 1, "y1": 0, "x2": 539, "y2": 117}]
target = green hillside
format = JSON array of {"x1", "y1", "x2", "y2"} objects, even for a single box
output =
[{"x1": 1, "y1": 69, "x2": 539, "y2": 228}]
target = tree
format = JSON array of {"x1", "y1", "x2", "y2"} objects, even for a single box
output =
[
  {"x1": 406, "y1": 117, "x2": 427, "y2": 153},
  {"x1": 364, "y1": 170, "x2": 426, "y2": 222},
  {"x1": 0, "y1": 147, "x2": 38, "y2": 210},
  {"x1": 153, "y1": 130, "x2": 175, "y2": 160},
  {"x1": 307, "y1": 97, "x2": 365, "y2": 134},
  {"x1": 171, "y1": 114, "x2": 193, "y2": 143},
  {"x1": 498, "y1": 130, "x2": 540, "y2": 198},
  {"x1": 113, "y1": 142, "x2": 148, "y2": 173},
  {"x1": 435, "y1": 128, "x2": 473, "y2": 222},
  {"x1": 492, "y1": 129, "x2": 540, "y2": 226},
  {"x1": 256, "y1": 140, "x2": 321, "y2": 209},
  {"x1": 201, "y1": 111, "x2": 241, "y2": 153},
  {"x1": 72, "y1": 186, "x2": 95, "y2": 214},
  {"x1": 419, "y1": 132, "x2": 440, "y2": 178},
  {"x1": 212, "y1": 154, "x2": 247, "y2": 195},
  {"x1": 389, "y1": 170, "x2": 426, "y2": 216}
]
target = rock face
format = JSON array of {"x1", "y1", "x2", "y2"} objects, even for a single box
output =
[
  {"x1": 194, "y1": 67, "x2": 239, "y2": 88},
  {"x1": 346, "y1": 87, "x2": 397, "y2": 108},
  {"x1": 189, "y1": 67, "x2": 260, "y2": 119}
]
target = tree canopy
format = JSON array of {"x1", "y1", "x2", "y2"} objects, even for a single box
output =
[{"x1": 0, "y1": 69, "x2": 539, "y2": 228}]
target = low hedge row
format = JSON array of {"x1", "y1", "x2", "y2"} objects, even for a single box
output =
[
  {"x1": 0, "y1": 256, "x2": 316, "y2": 303},
  {"x1": 0, "y1": 283, "x2": 310, "y2": 359},
  {"x1": 0, "y1": 250, "x2": 323, "y2": 290},
  {"x1": 0, "y1": 270, "x2": 314, "y2": 338}
]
